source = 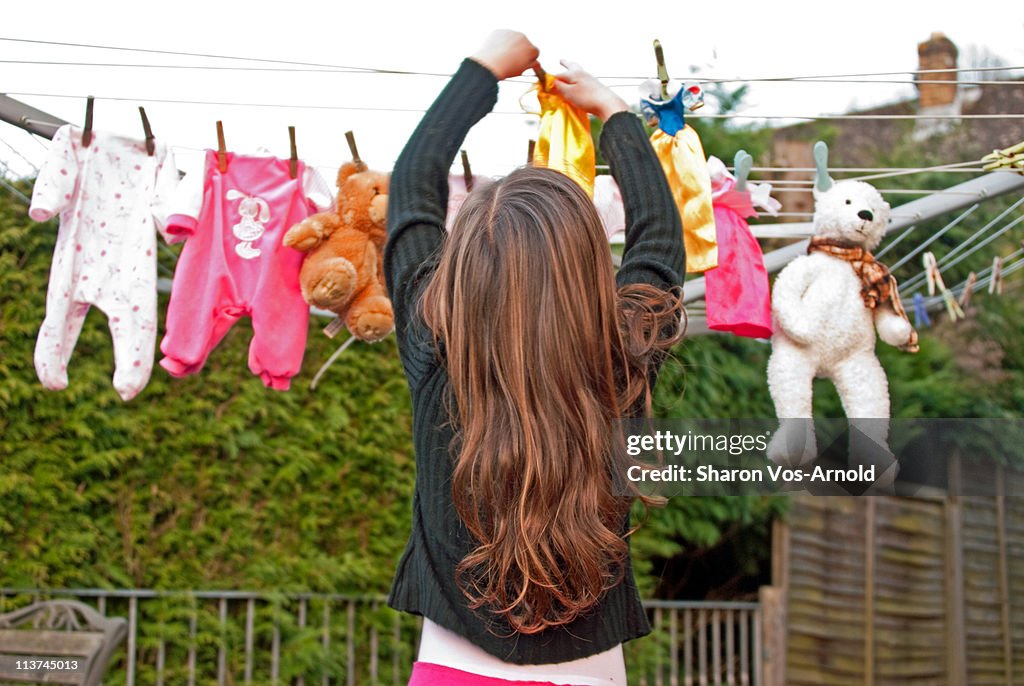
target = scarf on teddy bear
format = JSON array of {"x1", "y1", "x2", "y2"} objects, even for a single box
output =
[{"x1": 807, "y1": 237, "x2": 919, "y2": 353}]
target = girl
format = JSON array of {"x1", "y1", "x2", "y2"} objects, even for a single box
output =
[{"x1": 384, "y1": 30, "x2": 686, "y2": 686}]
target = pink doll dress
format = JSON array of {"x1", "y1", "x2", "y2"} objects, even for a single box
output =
[{"x1": 704, "y1": 158, "x2": 774, "y2": 339}]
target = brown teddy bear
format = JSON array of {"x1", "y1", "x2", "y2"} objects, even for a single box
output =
[{"x1": 283, "y1": 160, "x2": 393, "y2": 342}]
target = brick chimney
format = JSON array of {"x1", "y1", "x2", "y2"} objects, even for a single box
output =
[
  {"x1": 914, "y1": 32, "x2": 960, "y2": 139},
  {"x1": 916, "y1": 32, "x2": 959, "y2": 107}
]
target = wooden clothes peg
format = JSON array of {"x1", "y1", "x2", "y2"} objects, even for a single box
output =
[
  {"x1": 345, "y1": 130, "x2": 367, "y2": 172},
  {"x1": 288, "y1": 126, "x2": 298, "y2": 179},
  {"x1": 989, "y1": 256, "x2": 1004, "y2": 295},
  {"x1": 653, "y1": 39, "x2": 670, "y2": 100},
  {"x1": 982, "y1": 139, "x2": 1024, "y2": 174},
  {"x1": 138, "y1": 107, "x2": 155, "y2": 156},
  {"x1": 943, "y1": 289, "x2": 965, "y2": 321},
  {"x1": 532, "y1": 64, "x2": 546, "y2": 87},
  {"x1": 923, "y1": 252, "x2": 945, "y2": 296},
  {"x1": 959, "y1": 272, "x2": 978, "y2": 308},
  {"x1": 527, "y1": 139, "x2": 536, "y2": 166},
  {"x1": 216, "y1": 121, "x2": 227, "y2": 173},
  {"x1": 461, "y1": 149, "x2": 473, "y2": 192},
  {"x1": 345, "y1": 130, "x2": 360, "y2": 162},
  {"x1": 82, "y1": 96, "x2": 95, "y2": 148}
]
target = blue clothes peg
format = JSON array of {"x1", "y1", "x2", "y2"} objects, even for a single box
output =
[{"x1": 912, "y1": 292, "x2": 931, "y2": 328}]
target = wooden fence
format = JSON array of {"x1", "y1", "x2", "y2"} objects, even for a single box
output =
[
  {"x1": 772, "y1": 456, "x2": 1024, "y2": 685},
  {"x1": 0, "y1": 589, "x2": 763, "y2": 686}
]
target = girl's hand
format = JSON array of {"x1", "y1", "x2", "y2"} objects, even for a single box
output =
[
  {"x1": 471, "y1": 30, "x2": 540, "y2": 81},
  {"x1": 551, "y1": 60, "x2": 628, "y2": 122}
]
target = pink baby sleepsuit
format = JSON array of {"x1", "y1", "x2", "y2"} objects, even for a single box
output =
[
  {"x1": 160, "y1": 151, "x2": 331, "y2": 390},
  {"x1": 29, "y1": 124, "x2": 179, "y2": 401}
]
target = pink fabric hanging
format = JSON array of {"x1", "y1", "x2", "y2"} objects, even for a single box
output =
[
  {"x1": 446, "y1": 174, "x2": 494, "y2": 231},
  {"x1": 593, "y1": 175, "x2": 625, "y2": 241},
  {"x1": 703, "y1": 159, "x2": 773, "y2": 339}
]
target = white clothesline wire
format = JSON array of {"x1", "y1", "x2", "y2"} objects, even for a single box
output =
[
  {"x1": 933, "y1": 253, "x2": 1024, "y2": 305},
  {"x1": 4, "y1": 92, "x2": 497, "y2": 115},
  {"x1": 900, "y1": 198, "x2": 1024, "y2": 294},
  {"x1": 926, "y1": 214, "x2": 1024, "y2": 278},
  {"x1": 0, "y1": 134, "x2": 39, "y2": 173},
  {"x1": 0, "y1": 131, "x2": 991, "y2": 206},
  {"x1": 919, "y1": 198, "x2": 1024, "y2": 267},
  {"x1": 9, "y1": 91, "x2": 1024, "y2": 122},
  {"x1": 0, "y1": 174, "x2": 30, "y2": 204},
  {"x1": 3, "y1": 59, "x2": 1022, "y2": 88},
  {"x1": 739, "y1": 166, "x2": 990, "y2": 173},
  {"x1": 607, "y1": 160, "x2": 998, "y2": 180},
  {"x1": 770, "y1": 188, "x2": 991, "y2": 196},
  {"x1": 2, "y1": 36, "x2": 1021, "y2": 84},
  {"x1": 888, "y1": 204, "x2": 981, "y2": 272},
  {"x1": 847, "y1": 160, "x2": 992, "y2": 183},
  {"x1": 901, "y1": 198, "x2": 1024, "y2": 288},
  {"x1": 875, "y1": 224, "x2": 918, "y2": 260},
  {"x1": 948, "y1": 246, "x2": 1024, "y2": 295}
]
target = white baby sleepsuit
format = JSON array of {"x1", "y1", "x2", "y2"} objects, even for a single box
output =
[{"x1": 29, "y1": 124, "x2": 179, "y2": 401}]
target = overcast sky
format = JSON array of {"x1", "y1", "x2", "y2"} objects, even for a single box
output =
[{"x1": 2, "y1": 0, "x2": 1023, "y2": 181}]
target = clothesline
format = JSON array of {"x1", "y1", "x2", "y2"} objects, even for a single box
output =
[
  {"x1": 8, "y1": 91, "x2": 1024, "y2": 122},
  {"x1": 900, "y1": 197, "x2": 1024, "y2": 294},
  {"x1": 3, "y1": 59, "x2": 1022, "y2": 88},
  {"x1": 0, "y1": 171, "x2": 30, "y2": 204},
  {"x1": 0, "y1": 135, "x2": 38, "y2": 173},
  {"x1": 939, "y1": 253, "x2": 1024, "y2": 303},
  {"x1": 3, "y1": 141, "x2": 1010, "y2": 307},
  {"x1": 753, "y1": 160, "x2": 993, "y2": 183},
  {"x1": 170, "y1": 145, "x2": 994, "y2": 199},
  {"x1": 916, "y1": 255, "x2": 1023, "y2": 309},
  {"x1": 3, "y1": 81, "x2": 1018, "y2": 300},
  {"x1": 0, "y1": 131, "x2": 994, "y2": 207},
  {"x1": 951, "y1": 246, "x2": 1024, "y2": 293},
  {"x1": 768, "y1": 188, "x2": 991, "y2": 196},
  {"x1": 733, "y1": 166, "x2": 990, "y2": 174},
  {"x1": 2, "y1": 36, "x2": 1021, "y2": 84},
  {"x1": 888, "y1": 205, "x2": 981, "y2": 272}
]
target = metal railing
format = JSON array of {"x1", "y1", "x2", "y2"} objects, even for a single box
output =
[{"x1": 0, "y1": 588, "x2": 761, "y2": 686}]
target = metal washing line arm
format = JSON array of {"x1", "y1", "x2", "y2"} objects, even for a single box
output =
[{"x1": 0, "y1": 94, "x2": 68, "y2": 139}]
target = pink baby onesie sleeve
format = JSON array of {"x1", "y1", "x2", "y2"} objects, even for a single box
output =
[
  {"x1": 159, "y1": 151, "x2": 328, "y2": 390},
  {"x1": 29, "y1": 124, "x2": 179, "y2": 401}
]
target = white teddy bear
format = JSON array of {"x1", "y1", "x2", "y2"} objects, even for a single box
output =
[{"x1": 767, "y1": 142, "x2": 918, "y2": 468}]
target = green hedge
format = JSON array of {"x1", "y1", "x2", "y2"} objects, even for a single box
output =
[{"x1": 0, "y1": 185, "x2": 414, "y2": 594}]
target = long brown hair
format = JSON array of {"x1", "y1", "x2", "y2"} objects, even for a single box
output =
[{"x1": 420, "y1": 167, "x2": 684, "y2": 634}]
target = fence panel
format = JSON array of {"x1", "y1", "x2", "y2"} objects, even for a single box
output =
[{"x1": 0, "y1": 590, "x2": 762, "y2": 686}]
